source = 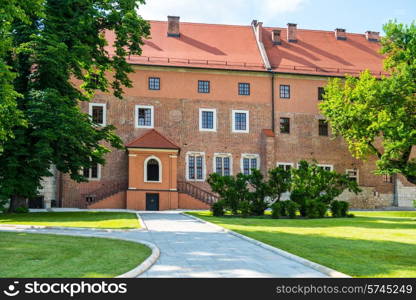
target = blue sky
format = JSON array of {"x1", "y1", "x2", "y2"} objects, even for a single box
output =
[{"x1": 139, "y1": 0, "x2": 415, "y2": 34}]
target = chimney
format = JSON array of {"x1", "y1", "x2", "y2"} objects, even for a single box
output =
[
  {"x1": 287, "y1": 23, "x2": 297, "y2": 42},
  {"x1": 335, "y1": 28, "x2": 347, "y2": 40},
  {"x1": 251, "y1": 19, "x2": 263, "y2": 41},
  {"x1": 365, "y1": 31, "x2": 380, "y2": 42},
  {"x1": 272, "y1": 29, "x2": 282, "y2": 45},
  {"x1": 167, "y1": 16, "x2": 180, "y2": 37}
]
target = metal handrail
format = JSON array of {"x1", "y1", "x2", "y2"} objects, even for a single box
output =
[
  {"x1": 81, "y1": 180, "x2": 128, "y2": 206},
  {"x1": 177, "y1": 181, "x2": 218, "y2": 205}
]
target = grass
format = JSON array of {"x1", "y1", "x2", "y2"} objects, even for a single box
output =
[
  {"x1": 187, "y1": 211, "x2": 416, "y2": 278},
  {"x1": 0, "y1": 232, "x2": 151, "y2": 277},
  {"x1": 0, "y1": 212, "x2": 140, "y2": 229}
]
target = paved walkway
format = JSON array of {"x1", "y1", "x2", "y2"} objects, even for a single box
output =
[{"x1": 0, "y1": 212, "x2": 327, "y2": 278}]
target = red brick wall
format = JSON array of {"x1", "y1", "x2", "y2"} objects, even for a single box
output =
[
  {"x1": 60, "y1": 66, "x2": 396, "y2": 208},
  {"x1": 88, "y1": 191, "x2": 126, "y2": 209}
]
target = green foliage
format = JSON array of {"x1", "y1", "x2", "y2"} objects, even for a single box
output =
[
  {"x1": 267, "y1": 167, "x2": 291, "y2": 202},
  {"x1": 290, "y1": 190, "x2": 309, "y2": 217},
  {"x1": 0, "y1": 0, "x2": 150, "y2": 207},
  {"x1": 239, "y1": 201, "x2": 250, "y2": 218},
  {"x1": 413, "y1": 200, "x2": 416, "y2": 208},
  {"x1": 208, "y1": 173, "x2": 250, "y2": 214},
  {"x1": 285, "y1": 200, "x2": 299, "y2": 219},
  {"x1": 211, "y1": 200, "x2": 225, "y2": 217},
  {"x1": 273, "y1": 200, "x2": 299, "y2": 219},
  {"x1": 271, "y1": 201, "x2": 282, "y2": 219},
  {"x1": 246, "y1": 169, "x2": 269, "y2": 216},
  {"x1": 320, "y1": 21, "x2": 416, "y2": 184},
  {"x1": 14, "y1": 206, "x2": 29, "y2": 213},
  {"x1": 330, "y1": 200, "x2": 350, "y2": 218},
  {"x1": 305, "y1": 200, "x2": 327, "y2": 219}
]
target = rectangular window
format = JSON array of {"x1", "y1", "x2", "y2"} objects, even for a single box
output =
[
  {"x1": 135, "y1": 105, "x2": 154, "y2": 128},
  {"x1": 215, "y1": 155, "x2": 231, "y2": 176},
  {"x1": 232, "y1": 110, "x2": 249, "y2": 133},
  {"x1": 187, "y1": 153, "x2": 205, "y2": 181},
  {"x1": 241, "y1": 154, "x2": 259, "y2": 175},
  {"x1": 319, "y1": 119, "x2": 329, "y2": 136},
  {"x1": 88, "y1": 103, "x2": 106, "y2": 126},
  {"x1": 277, "y1": 162, "x2": 293, "y2": 171},
  {"x1": 198, "y1": 80, "x2": 210, "y2": 93},
  {"x1": 317, "y1": 164, "x2": 333, "y2": 171},
  {"x1": 280, "y1": 85, "x2": 290, "y2": 99},
  {"x1": 238, "y1": 83, "x2": 250, "y2": 96},
  {"x1": 280, "y1": 117, "x2": 290, "y2": 134},
  {"x1": 346, "y1": 169, "x2": 359, "y2": 183},
  {"x1": 148, "y1": 77, "x2": 160, "y2": 90},
  {"x1": 83, "y1": 163, "x2": 100, "y2": 180},
  {"x1": 318, "y1": 87, "x2": 325, "y2": 101},
  {"x1": 199, "y1": 108, "x2": 216, "y2": 131}
]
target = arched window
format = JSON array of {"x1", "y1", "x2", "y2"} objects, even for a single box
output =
[{"x1": 145, "y1": 157, "x2": 161, "y2": 182}]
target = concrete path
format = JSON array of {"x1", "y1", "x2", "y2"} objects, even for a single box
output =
[{"x1": 0, "y1": 212, "x2": 328, "y2": 278}]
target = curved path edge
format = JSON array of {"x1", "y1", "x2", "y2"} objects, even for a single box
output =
[
  {"x1": 0, "y1": 228, "x2": 160, "y2": 278},
  {"x1": 183, "y1": 213, "x2": 351, "y2": 278}
]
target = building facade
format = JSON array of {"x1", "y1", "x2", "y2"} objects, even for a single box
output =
[{"x1": 41, "y1": 17, "x2": 416, "y2": 210}]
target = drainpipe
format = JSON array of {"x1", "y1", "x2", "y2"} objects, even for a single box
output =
[
  {"x1": 393, "y1": 173, "x2": 398, "y2": 206},
  {"x1": 271, "y1": 72, "x2": 275, "y2": 132}
]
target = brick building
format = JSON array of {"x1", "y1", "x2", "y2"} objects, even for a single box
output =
[{"x1": 42, "y1": 17, "x2": 415, "y2": 210}]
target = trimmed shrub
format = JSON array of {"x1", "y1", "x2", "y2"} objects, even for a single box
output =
[
  {"x1": 306, "y1": 200, "x2": 327, "y2": 218},
  {"x1": 14, "y1": 206, "x2": 29, "y2": 213},
  {"x1": 330, "y1": 200, "x2": 349, "y2": 217},
  {"x1": 285, "y1": 200, "x2": 299, "y2": 219},
  {"x1": 249, "y1": 199, "x2": 268, "y2": 216},
  {"x1": 239, "y1": 201, "x2": 250, "y2": 218},
  {"x1": 211, "y1": 200, "x2": 225, "y2": 217},
  {"x1": 290, "y1": 190, "x2": 308, "y2": 217},
  {"x1": 339, "y1": 201, "x2": 350, "y2": 217},
  {"x1": 271, "y1": 201, "x2": 282, "y2": 219}
]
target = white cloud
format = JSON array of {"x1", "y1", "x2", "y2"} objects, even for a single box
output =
[{"x1": 138, "y1": 0, "x2": 308, "y2": 25}]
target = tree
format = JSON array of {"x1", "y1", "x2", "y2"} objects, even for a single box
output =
[
  {"x1": 246, "y1": 169, "x2": 269, "y2": 216},
  {"x1": 290, "y1": 161, "x2": 360, "y2": 216},
  {"x1": 0, "y1": 0, "x2": 150, "y2": 210},
  {"x1": 320, "y1": 21, "x2": 416, "y2": 184},
  {"x1": 267, "y1": 167, "x2": 291, "y2": 202},
  {"x1": 0, "y1": 1, "x2": 43, "y2": 151},
  {"x1": 207, "y1": 173, "x2": 250, "y2": 214}
]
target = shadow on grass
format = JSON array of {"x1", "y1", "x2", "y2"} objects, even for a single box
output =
[
  {"x1": 0, "y1": 212, "x2": 138, "y2": 228},
  {"x1": 199, "y1": 214, "x2": 416, "y2": 230},
  {"x1": 231, "y1": 229, "x2": 416, "y2": 277}
]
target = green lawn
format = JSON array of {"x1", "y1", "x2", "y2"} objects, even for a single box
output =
[
  {"x1": 0, "y1": 232, "x2": 151, "y2": 277},
  {"x1": 0, "y1": 212, "x2": 140, "y2": 229},
  {"x1": 187, "y1": 211, "x2": 416, "y2": 278}
]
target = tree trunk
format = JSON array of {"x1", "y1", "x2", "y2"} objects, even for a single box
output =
[{"x1": 9, "y1": 195, "x2": 28, "y2": 212}]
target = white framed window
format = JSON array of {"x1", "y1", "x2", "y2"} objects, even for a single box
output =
[
  {"x1": 186, "y1": 152, "x2": 205, "y2": 181},
  {"x1": 144, "y1": 156, "x2": 162, "y2": 183},
  {"x1": 241, "y1": 154, "x2": 260, "y2": 175},
  {"x1": 135, "y1": 105, "x2": 154, "y2": 128},
  {"x1": 317, "y1": 164, "x2": 334, "y2": 171},
  {"x1": 232, "y1": 110, "x2": 249, "y2": 133},
  {"x1": 213, "y1": 153, "x2": 232, "y2": 176},
  {"x1": 89, "y1": 103, "x2": 106, "y2": 126},
  {"x1": 83, "y1": 163, "x2": 101, "y2": 181},
  {"x1": 346, "y1": 169, "x2": 359, "y2": 184},
  {"x1": 277, "y1": 162, "x2": 294, "y2": 171},
  {"x1": 199, "y1": 108, "x2": 217, "y2": 132}
]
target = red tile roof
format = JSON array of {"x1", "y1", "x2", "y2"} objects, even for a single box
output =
[
  {"x1": 105, "y1": 20, "x2": 386, "y2": 76},
  {"x1": 262, "y1": 27, "x2": 386, "y2": 77},
  {"x1": 126, "y1": 129, "x2": 180, "y2": 150},
  {"x1": 105, "y1": 21, "x2": 265, "y2": 71}
]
